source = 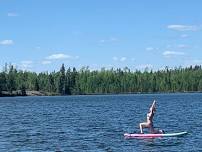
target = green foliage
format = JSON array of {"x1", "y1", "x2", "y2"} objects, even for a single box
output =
[
  {"x1": 58, "y1": 64, "x2": 66, "y2": 94},
  {"x1": 0, "y1": 72, "x2": 7, "y2": 95},
  {"x1": 0, "y1": 64, "x2": 202, "y2": 96},
  {"x1": 7, "y1": 65, "x2": 16, "y2": 94}
]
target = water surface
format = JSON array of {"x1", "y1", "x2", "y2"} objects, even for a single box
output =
[{"x1": 0, "y1": 93, "x2": 201, "y2": 151}]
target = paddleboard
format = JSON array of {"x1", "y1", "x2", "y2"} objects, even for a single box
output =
[{"x1": 124, "y1": 131, "x2": 187, "y2": 138}]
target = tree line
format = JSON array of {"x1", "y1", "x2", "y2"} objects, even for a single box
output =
[{"x1": 1, "y1": 63, "x2": 202, "y2": 96}]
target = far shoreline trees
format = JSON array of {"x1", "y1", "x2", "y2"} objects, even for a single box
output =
[{"x1": 0, "y1": 63, "x2": 202, "y2": 96}]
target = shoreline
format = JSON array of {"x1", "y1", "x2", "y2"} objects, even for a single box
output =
[
  {"x1": 0, "y1": 91, "x2": 59, "y2": 97},
  {"x1": 0, "y1": 90, "x2": 202, "y2": 97}
]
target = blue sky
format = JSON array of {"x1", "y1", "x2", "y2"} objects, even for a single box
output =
[{"x1": 0, "y1": 0, "x2": 202, "y2": 72}]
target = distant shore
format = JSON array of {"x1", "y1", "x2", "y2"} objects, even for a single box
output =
[
  {"x1": 0, "y1": 91, "x2": 59, "y2": 97},
  {"x1": 0, "y1": 90, "x2": 202, "y2": 97}
]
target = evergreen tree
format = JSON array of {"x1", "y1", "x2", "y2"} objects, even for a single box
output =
[
  {"x1": 7, "y1": 65, "x2": 16, "y2": 94},
  {"x1": 34, "y1": 78, "x2": 39, "y2": 91},
  {"x1": 58, "y1": 64, "x2": 66, "y2": 94},
  {"x1": 0, "y1": 72, "x2": 7, "y2": 95},
  {"x1": 1, "y1": 63, "x2": 202, "y2": 96},
  {"x1": 65, "y1": 68, "x2": 71, "y2": 95}
]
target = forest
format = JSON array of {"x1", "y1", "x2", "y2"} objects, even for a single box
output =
[{"x1": 0, "y1": 63, "x2": 202, "y2": 96}]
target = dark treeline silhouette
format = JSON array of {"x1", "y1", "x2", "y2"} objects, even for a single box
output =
[{"x1": 1, "y1": 63, "x2": 202, "y2": 96}]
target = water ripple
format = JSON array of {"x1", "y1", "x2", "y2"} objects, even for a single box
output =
[{"x1": 0, "y1": 93, "x2": 201, "y2": 151}]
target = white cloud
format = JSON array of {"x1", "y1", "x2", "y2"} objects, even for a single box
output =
[
  {"x1": 45, "y1": 53, "x2": 79, "y2": 62},
  {"x1": 167, "y1": 25, "x2": 199, "y2": 31},
  {"x1": 7, "y1": 12, "x2": 18, "y2": 17},
  {"x1": 0, "y1": 39, "x2": 14, "y2": 45},
  {"x1": 131, "y1": 58, "x2": 135, "y2": 62},
  {"x1": 120, "y1": 57, "x2": 126, "y2": 62},
  {"x1": 112, "y1": 56, "x2": 118, "y2": 61},
  {"x1": 99, "y1": 37, "x2": 118, "y2": 43},
  {"x1": 163, "y1": 51, "x2": 185, "y2": 58},
  {"x1": 20, "y1": 61, "x2": 33, "y2": 70},
  {"x1": 36, "y1": 46, "x2": 41, "y2": 50},
  {"x1": 75, "y1": 56, "x2": 79, "y2": 59},
  {"x1": 42, "y1": 60, "x2": 52, "y2": 65},
  {"x1": 146, "y1": 47, "x2": 154, "y2": 51},
  {"x1": 99, "y1": 39, "x2": 105, "y2": 43},
  {"x1": 135, "y1": 64, "x2": 153, "y2": 70},
  {"x1": 113, "y1": 56, "x2": 127, "y2": 62},
  {"x1": 46, "y1": 53, "x2": 71, "y2": 60},
  {"x1": 109, "y1": 37, "x2": 118, "y2": 41}
]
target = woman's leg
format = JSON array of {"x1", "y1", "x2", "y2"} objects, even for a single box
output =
[
  {"x1": 139, "y1": 122, "x2": 150, "y2": 133},
  {"x1": 149, "y1": 123, "x2": 155, "y2": 133}
]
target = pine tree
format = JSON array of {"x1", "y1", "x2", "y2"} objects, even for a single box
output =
[
  {"x1": 7, "y1": 65, "x2": 16, "y2": 94},
  {"x1": 0, "y1": 72, "x2": 7, "y2": 95},
  {"x1": 58, "y1": 64, "x2": 66, "y2": 94}
]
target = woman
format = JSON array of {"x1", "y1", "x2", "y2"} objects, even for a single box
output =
[{"x1": 139, "y1": 100, "x2": 156, "y2": 134}]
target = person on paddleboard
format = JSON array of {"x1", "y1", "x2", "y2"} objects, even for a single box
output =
[{"x1": 139, "y1": 100, "x2": 158, "y2": 134}]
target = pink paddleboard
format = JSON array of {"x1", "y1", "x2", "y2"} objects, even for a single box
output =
[{"x1": 124, "y1": 131, "x2": 187, "y2": 138}]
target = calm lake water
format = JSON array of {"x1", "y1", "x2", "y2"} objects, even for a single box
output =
[{"x1": 0, "y1": 93, "x2": 201, "y2": 151}]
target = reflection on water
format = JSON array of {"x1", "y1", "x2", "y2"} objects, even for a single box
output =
[{"x1": 143, "y1": 138, "x2": 182, "y2": 146}]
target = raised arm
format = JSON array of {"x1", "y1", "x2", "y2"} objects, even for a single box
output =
[{"x1": 150, "y1": 100, "x2": 156, "y2": 111}]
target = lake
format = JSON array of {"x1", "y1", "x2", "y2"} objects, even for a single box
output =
[{"x1": 0, "y1": 93, "x2": 201, "y2": 151}]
